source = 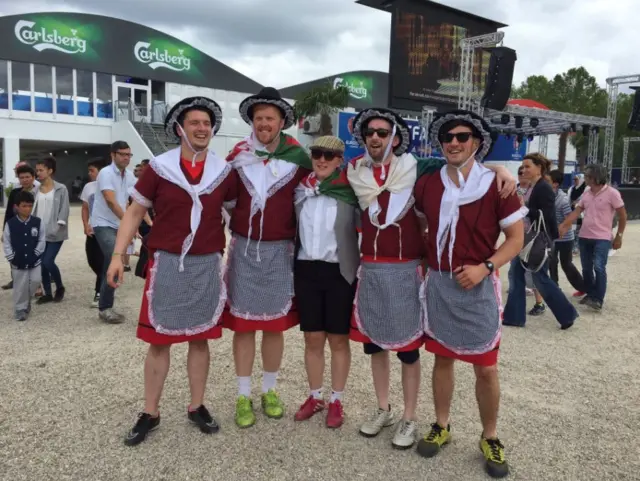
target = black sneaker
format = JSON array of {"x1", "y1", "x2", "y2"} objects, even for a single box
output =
[
  {"x1": 579, "y1": 296, "x2": 592, "y2": 305},
  {"x1": 36, "y1": 294, "x2": 54, "y2": 305},
  {"x1": 53, "y1": 287, "x2": 65, "y2": 303},
  {"x1": 528, "y1": 303, "x2": 546, "y2": 316},
  {"x1": 124, "y1": 265, "x2": 132, "y2": 272},
  {"x1": 2, "y1": 280, "x2": 13, "y2": 290},
  {"x1": 124, "y1": 412, "x2": 160, "y2": 446},
  {"x1": 188, "y1": 405, "x2": 220, "y2": 434},
  {"x1": 587, "y1": 299, "x2": 603, "y2": 311}
]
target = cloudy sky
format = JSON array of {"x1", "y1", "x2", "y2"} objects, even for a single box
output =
[{"x1": 0, "y1": 0, "x2": 636, "y2": 88}]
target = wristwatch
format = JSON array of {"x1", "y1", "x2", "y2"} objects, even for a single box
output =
[{"x1": 483, "y1": 261, "x2": 495, "y2": 274}]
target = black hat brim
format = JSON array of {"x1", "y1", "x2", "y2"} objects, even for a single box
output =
[
  {"x1": 352, "y1": 108, "x2": 411, "y2": 156},
  {"x1": 164, "y1": 97, "x2": 223, "y2": 143},
  {"x1": 429, "y1": 109, "x2": 494, "y2": 161},
  {"x1": 239, "y1": 95, "x2": 295, "y2": 130}
]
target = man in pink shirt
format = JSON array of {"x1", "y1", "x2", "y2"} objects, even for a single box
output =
[{"x1": 559, "y1": 164, "x2": 627, "y2": 311}]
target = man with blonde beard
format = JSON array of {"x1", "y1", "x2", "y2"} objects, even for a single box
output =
[{"x1": 223, "y1": 87, "x2": 312, "y2": 428}]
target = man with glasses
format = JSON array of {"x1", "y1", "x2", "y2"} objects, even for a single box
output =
[
  {"x1": 414, "y1": 110, "x2": 524, "y2": 478},
  {"x1": 91, "y1": 140, "x2": 136, "y2": 324}
]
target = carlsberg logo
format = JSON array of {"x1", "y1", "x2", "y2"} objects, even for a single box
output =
[
  {"x1": 15, "y1": 20, "x2": 87, "y2": 54},
  {"x1": 134, "y1": 41, "x2": 191, "y2": 72},
  {"x1": 333, "y1": 77, "x2": 368, "y2": 100}
]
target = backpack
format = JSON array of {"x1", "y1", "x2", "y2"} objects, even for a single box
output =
[{"x1": 519, "y1": 209, "x2": 552, "y2": 273}]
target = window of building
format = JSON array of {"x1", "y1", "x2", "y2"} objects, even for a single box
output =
[
  {"x1": 55, "y1": 66, "x2": 73, "y2": 115},
  {"x1": 0, "y1": 60, "x2": 8, "y2": 110},
  {"x1": 76, "y1": 69, "x2": 93, "y2": 117},
  {"x1": 96, "y1": 72, "x2": 112, "y2": 119},
  {"x1": 11, "y1": 61, "x2": 31, "y2": 112},
  {"x1": 34, "y1": 64, "x2": 53, "y2": 113}
]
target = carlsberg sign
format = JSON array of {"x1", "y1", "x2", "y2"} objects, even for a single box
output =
[
  {"x1": 333, "y1": 76, "x2": 373, "y2": 102},
  {"x1": 14, "y1": 19, "x2": 87, "y2": 54},
  {"x1": 134, "y1": 41, "x2": 191, "y2": 72}
]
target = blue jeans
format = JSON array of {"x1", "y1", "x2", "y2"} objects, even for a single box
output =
[
  {"x1": 41, "y1": 241, "x2": 64, "y2": 296},
  {"x1": 504, "y1": 258, "x2": 578, "y2": 328},
  {"x1": 94, "y1": 226, "x2": 118, "y2": 311},
  {"x1": 579, "y1": 238, "x2": 611, "y2": 303}
]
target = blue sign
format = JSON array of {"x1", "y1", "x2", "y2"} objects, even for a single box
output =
[{"x1": 337, "y1": 111, "x2": 528, "y2": 162}]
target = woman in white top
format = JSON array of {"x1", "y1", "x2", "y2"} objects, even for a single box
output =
[
  {"x1": 292, "y1": 136, "x2": 360, "y2": 429},
  {"x1": 33, "y1": 157, "x2": 70, "y2": 304}
]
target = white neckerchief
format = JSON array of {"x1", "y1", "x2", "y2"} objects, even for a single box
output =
[
  {"x1": 347, "y1": 152, "x2": 417, "y2": 259},
  {"x1": 227, "y1": 129, "x2": 296, "y2": 261},
  {"x1": 150, "y1": 147, "x2": 229, "y2": 272},
  {"x1": 436, "y1": 157, "x2": 495, "y2": 274},
  {"x1": 294, "y1": 172, "x2": 321, "y2": 206}
]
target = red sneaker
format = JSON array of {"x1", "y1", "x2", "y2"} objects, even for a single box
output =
[
  {"x1": 326, "y1": 400, "x2": 345, "y2": 429},
  {"x1": 294, "y1": 396, "x2": 325, "y2": 421},
  {"x1": 573, "y1": 291, "x2": 586, "y2": 298}
]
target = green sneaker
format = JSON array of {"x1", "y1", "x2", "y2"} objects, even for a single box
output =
[
  {"x1": 235, "y1": 395, "x2": 256, "y2": 428},
  {"x1": 261, "y1": 389, "x2": 285, "y2": 419}
]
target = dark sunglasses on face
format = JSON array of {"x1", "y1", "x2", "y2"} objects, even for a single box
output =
[
  {"x1": 440, "y1": 132, "x2": 474, "y2": 144},
  {"x1": 310, "y1": 149, "x2": 342, "y2": 161},
  {"x1": 364, "y1": 128, "x2": 390, "y2": 139}
]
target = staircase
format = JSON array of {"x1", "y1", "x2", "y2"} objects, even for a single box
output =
[{"x1": 135, "y1": 121, "x2": 179, "y2": 156}]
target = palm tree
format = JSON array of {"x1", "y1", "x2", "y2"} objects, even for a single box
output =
[{"x1": 293, "y1": 82, "x2": 350, "y2": 136}]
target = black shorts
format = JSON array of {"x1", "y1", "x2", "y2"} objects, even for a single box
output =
[{"x1": 294, "y1": 260, "x2": 356, "y2": 335}]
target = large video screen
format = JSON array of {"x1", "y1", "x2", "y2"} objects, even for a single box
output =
[{"x1": 388, "y1": 3, "x2": 500, "y2": 111}]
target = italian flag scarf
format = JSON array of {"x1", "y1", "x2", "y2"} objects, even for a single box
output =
[
  {"x1": 226, "y1": 132, "x2": 312, "y2": 170},
  {"x1": 295, "y1": 169, "x2": 358, "y2": 206}
]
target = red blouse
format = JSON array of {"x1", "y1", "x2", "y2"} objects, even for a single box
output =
[
  {"x1": 414, "y1": 172, "x2": 522, "y2": 271},
  {"x1": 230, "y1": 166, "x2": 310, "y2": 241},
  {"x1": 133, "y1": 159, "x2": 237, "y2": 255}
]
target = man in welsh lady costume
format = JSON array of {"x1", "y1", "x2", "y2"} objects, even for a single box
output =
[
  {"x1": 106, "y1": 96, "x2": 237, "y2": 446},
  {"x1": 414, "y1": 110, "x2": 526, "y2": 478},
  {"x1": 347, "y1": 107, "x2": 516, "y2": 450},
  {"x1": 224, "y1": 87, "x2": 312, "y2": 428}
]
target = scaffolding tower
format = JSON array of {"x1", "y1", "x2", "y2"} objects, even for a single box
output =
[{"x1": 621, "y1": 137, "x2": 640, "y2": 183}]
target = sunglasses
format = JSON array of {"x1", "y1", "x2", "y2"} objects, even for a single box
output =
[
  {"x1": 364, "y1": 128, "x2": 390, "y2": 138},
  {"x1": 310, "y1": 149, "x2": 342, "y2": 161},
  {"x1": 440, "y1": 132, "x2": 474, "y2": 144}
]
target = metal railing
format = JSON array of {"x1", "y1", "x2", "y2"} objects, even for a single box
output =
[{"x1": 113, "y1": 99, "x2": 170, "y2": 155}]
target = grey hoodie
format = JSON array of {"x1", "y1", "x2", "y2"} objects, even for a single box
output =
[{"x1": 33, "y1": 181, "x2": 70, "y2": 242}]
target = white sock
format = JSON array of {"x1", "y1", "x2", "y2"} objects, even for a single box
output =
[
  {"x1": 237, "y1": 376, "x2": 251, "y2": 397},
  {"x1": 330, "y1": 390, "x2": 343, "y2": 402},
  {"x1": 262, "y1": 371, "x2": 278, "y2": 393},
  {"x1": 310, "y1": 388, "x2": 323, "y2": 400}
]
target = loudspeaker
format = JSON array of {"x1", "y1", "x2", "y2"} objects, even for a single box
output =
[
  {"x1": 627, "y1": 87, "x2": 640, "y2": 131},
  {"x1": 480, "y1": 47, "x2": 517, "y2": 111}
]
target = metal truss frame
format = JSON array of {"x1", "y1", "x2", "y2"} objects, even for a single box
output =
[
  {"x1": 621, "y1": 137, "x2": 640, "y2": 183},
  {"x1": 538, "y1": 135, "x2": 549, "y2": 157},
  {"x1": 603, "y1": 75, "x2": 640, "y2": 172},
  {"x1": 587, "y1": 127, "x2": 600, "y2": 165},
  {"x1": 457, "y1": 32, "x2": 504, "y2": 112}
]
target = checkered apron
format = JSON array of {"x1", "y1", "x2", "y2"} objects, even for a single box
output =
[
  {"x1": 421, "y1": 269, "x2": 502, "y2": 355},
  {"x1": 226, "y1": 234, "x2": 294, "y2": 320},
  {"x1": 354, "y1": 260, "x2": 424, "y2": 350},
  {"x1": 147, "y1": 250, "x2": 226, "y2": 336}
]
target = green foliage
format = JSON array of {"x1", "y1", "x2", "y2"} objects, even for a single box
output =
[
  {"x1": 293, "y1": 82, "x2": 350, "y2": 136},
  {"x1": 511, "y1": 67, "x2": 637, "y2": 169}
]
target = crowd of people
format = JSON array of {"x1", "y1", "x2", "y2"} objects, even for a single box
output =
[{"x1": 1, "y1": 86, "x2": 628, "y2": 479}]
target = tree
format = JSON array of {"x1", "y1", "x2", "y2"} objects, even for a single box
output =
[
  {"x1": 293, "y1": 82, "x2": 350, "y2": 136},
  {"x1": 511, "y1": 67, "x2": 607, "y2": 171}
]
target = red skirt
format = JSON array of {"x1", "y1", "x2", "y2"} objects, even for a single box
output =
[
  {"x1": 222, "y1": 302, "x2": 299, "y2": 333},
  {"x1": 425, "y1": 336, "x2": 500, "y2": 366},
  {"x1": 137, "y1": 260, "x2": 224, "y2": 345},
  {"x1": 350, "y1": 321, "x2": 425, "y2": 352}
]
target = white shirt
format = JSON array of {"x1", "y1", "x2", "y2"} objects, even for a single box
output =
[
  {"x1": 34, "y1": 190, "x2": 54, "y2": 225},
  {"x1": 80, "y1": 181, "x2": 98, "y2": 222},
  {"x1": 90, "y1": 163, "x2": 136, "y2": 229},
  {"x1": 297, "y1": 195, "x2": 339, "y2": 263}
]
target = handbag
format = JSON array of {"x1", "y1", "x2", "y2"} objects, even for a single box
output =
[{"x1": 519, "y1": 209, "x2": 552, "y2": 273}]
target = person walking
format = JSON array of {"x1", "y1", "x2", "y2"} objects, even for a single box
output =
[
  {"x1": 80, "y1": 157, "x2": 107, "y2": 308},
  {"x1": 547, "y1": 170, "x2": 585, "y2": 295},
  {"x1": 558, "y1": 164, "x2": 627, "y2": 311},
  {"x1": 91, "y1": 141, "x2": 136, "y2": 324},
  {"x1": 292, "y1": 136, "x2": 359, "y2": 429},
  {"x1": 33, "y1": 157, "x2": 69, "y2": 304},
  {"x1": 503, "y1": 153, "x2": 578, "y2": 329}
]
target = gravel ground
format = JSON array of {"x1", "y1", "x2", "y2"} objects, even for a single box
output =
[{"x1": 0, "y1": 207, "x2": 639, "y2": 481}]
